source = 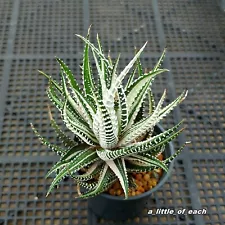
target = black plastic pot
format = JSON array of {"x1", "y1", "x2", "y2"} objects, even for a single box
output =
[{"x1": 88, "y1": 124, "x2": 175, "y2": 221}]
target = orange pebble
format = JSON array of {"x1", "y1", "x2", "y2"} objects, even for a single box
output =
[
  {"x1": 135, "y1": 180, "x2": 142, "y2": 186},
  {"x1": 151, "y1": 178, "x2": 157, "y2": 187},
  {"x1": 109, "y1": 188, "x2": 116, "y2": 195},
  {"x1": 144, "y1": 173, "x2": 150, "y2": 181},
  {"x1": 113, "y1": 181, "x2": 121, "y2": 189},
  {"x1": 135, "y1": 173, "x2": 143, "y2": 180},
  {"x1": 157, "y1": 154, "x2": 163, "y2": 161},
  {"x1": 117, "y1": 189, "x2": 122, "y2": 196},
  {"x1": 137, "y1": 186, "x2": 145, "y2": 193},
  {"x1": 142, "y1": 181, "x2": 147, "y2": 186}
]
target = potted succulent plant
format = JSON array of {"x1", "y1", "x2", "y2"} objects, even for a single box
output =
[{"x1": 31, "y1": 30, "x2": 189, "y2": 220}]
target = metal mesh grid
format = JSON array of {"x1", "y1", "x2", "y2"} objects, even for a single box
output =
[
  {"x1": 0, "y1": 161, "x2": 88, "y2": 225},
  {"x1": 158, "y1": 0, "x2": 225, "y2": 53},
  {"x1": 0, "y1": 60, "x2": 4, "y2": 88},
  {"x1": 0, "y1": 58, "x2": 81, "y2": 157},
  {"x1": 13, "y1": 0, "x2": 84, "y2": 55},
  {"x1": 0, "y1": 0, "x2": 224, "y2": 224},
  {"x1": 89, "y1": 0, "x2": 160, "y2": 53},
  {"x1": 170, "y1": 57, "x2": 225, "y2": 154},
  {"x1": 192, "y1": 159, "x2": 225, "y2": 225},
  {"x1": 0, "y1": 0, "x2": 13, "y2": 55}
]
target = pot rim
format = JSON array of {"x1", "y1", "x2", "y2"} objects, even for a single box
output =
[{"x1": 98, "y1": 123, "x2": 175, "y2": 201}]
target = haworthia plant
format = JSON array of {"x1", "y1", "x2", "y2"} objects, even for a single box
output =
[{"x1": 31, "y1": 30, "x2": 189, "y2": 199}]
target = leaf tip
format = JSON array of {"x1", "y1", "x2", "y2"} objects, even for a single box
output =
[{"x1": 87, "y1": 24, "x2": 92, "y2": 34}]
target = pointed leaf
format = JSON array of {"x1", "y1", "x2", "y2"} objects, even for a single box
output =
[
  {"x1": 110, "y1": 42, "x2": 147, "y2": 95},
  {"x1": 106, "y1": 158, "x2": 129, "y2": 198},
  {"x1": 153, "y1": 48, "x2": 167, "y2": 71},
  {"x1": 79, "y1": 164, "x2": 117, "y2": 199},
  {"x1": 125, "y1": 154, "x2": 168, "y2": 172},
  {"x1": 120, "y1": 90, "x2": 167, "y2": 146},
  {"x1": 31, "y1": 123, "x2": 66, "y2": 156},
  {"x1": 50, "y1": 118, "x2": 77, "y2": 148},
  {"x1": 62, "y1": 100, "x2": 98, "y2": 145},
  {"x1": 46, "y1": 149, "x2": 99, "y2": 196},
  {"x1": 97, "y1": 121, "x2": 184, "y2": 160},
  {"x1": 163, "y1": 141, "x2": 190, "y2": 164}
]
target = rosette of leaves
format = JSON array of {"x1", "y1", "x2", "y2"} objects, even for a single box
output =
[{"x1": 31, "y1": 30, "x2": 189, "y2": 199}]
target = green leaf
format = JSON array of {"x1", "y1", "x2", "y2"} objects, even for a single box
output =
[
  {"x1": 148, "y1": 88, "x2": 155, "y2": 115},
  {"x1": 97, "y1": 121, "x2": 184, "y2": 160},
  {"x1": 125, "y1": 154, "x2": 168, "y2": 172},
  {"x1": 38, "y1": 70, "x2": 62, "y2": 92},
  {"x1": 120, "y1": 90, "x2": 167, "y2": 146},
  {"x1": 45, "y1": 150, "x2": 83, "y2": 178},
  {"x1": 47, "y1": 80, "x2": 87, "y2": 125},
  {"x1": 126, "y1": 80, "x2": 150, "y2": 129},
  {"x1": 117, "y1": 85, "x2": 128, "y2": 134},
  {"x1": 62, "y1": 100, "x2": 98, "y2": 145},
  {"x1": 82, "y1": 30, "x2": 97, "y2": 107},
  {"x1": 126, "y1": 69, "x2": 168, "y2": 109},
  {"x1": 46, "y1": 148, "x2": 99, "y2": 196},
  {"x1": 56, "y1": 58, "x2": 82, "y2": 94},
  {"x1": 61, "y1": 143, "x2": 90, "y2": 161},
  {"x1": 163, "y1": 141, "x2": 190, "y2": 164},
  {"x1": 110, "y1": 42, "x2": 147, "y2": 95},
  {"x1": 79, "y1": 164, "x2": 117, "y2": 199},
  {"x1": 153, "y1": 48, "x2": 167, "y2": 71},
  {"x1": 110, "y1": 54, "x2": 120, "y2": 89},
  {"x1": 58, "y1": 58, "x2": 95, "y2": 125},
  {"x1": 50, "y1": 118, "x2": 77, "y2": 148},
  {"x1": 106, "y1": 158, "x2": 129, "y2": 198},
  {"x1": 71, "y1": 162, "x2": 103, "y2": 181},
  {"x1": 31, "y1": 123, "x2": 66, "y2": 156},
  {"x1": 76, "y1": 34, "x2": 111, "y2": 75},
  {"x1": 126, "y1": 162, "x2": 156, "y2": 173}
]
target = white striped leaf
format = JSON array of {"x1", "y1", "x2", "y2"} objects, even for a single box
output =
[
  {"x1": 62, "y1": 100, "x2": 98, "y2": 145},
  {"x1": 46, "y1": 149, "x2": 99, "y2": 196},
  {"x1": 119, "y1": 90, "x2": 167, "y2": 146},
  {"x1": 50, "y1": 118, "x2": 77, "y2": 148},
  {"x1": 126, "y1": 69, "x2": 168, "y2": 110},
  {"x1": 106, "y1": 158, "x2": 129, "y2": 198},
  {"x1": 125, "y1": 154, "x2": 168, "y2": 172},
  {"x1": 153, "y1": 48, "x2": 167, "y2": 71},
  {"x1": 82, "y1": 30, "x2": 97, "y2": 106},
  {"x1": 71, "y1": 162, "x2": 103, "y2": 181},
  {"x1": 117, "y1": 85, "x2": 128, "y2": 134},
  {"x1": 79, "y1": 164, "x2": 117, "y2": 199},
  {"x1": 163, "y1": 141, "x2": 191, "y2": 164},
  {"x1": 31, "y1": 123, "x2": 66, "y2": 156},
  {"x1": 96, "y1": 121, "x2": 184, "y2": 160},
  {"x1": 57, "y1": 58, "x2": 95, "y2": 124},
  {"x1": 110, "y1": 42, "x2": 147, "y2": 96}
]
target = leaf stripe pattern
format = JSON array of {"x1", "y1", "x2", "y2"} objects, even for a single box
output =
[
  {"x1": 97, "y1": 121, "x2": 184, "y2": 160},
  {"x1": 106, "y1": 158, "x2": 129, "y2": 198},
  {"x1": 31, "y1": 123, "x2": 66, "y2": 156},
  {"x1": 33, "y1": 33, "x2": 188, "y2": 199},
  {"x1": 50, "y1": 118, "x2": 77, "y2": 148},
  {"x1": 120, "y1": 90, "x2": 167, "y2": 145},
  {"x1": 46, "y1": 149, "x2": 99, "y2": 196}
]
